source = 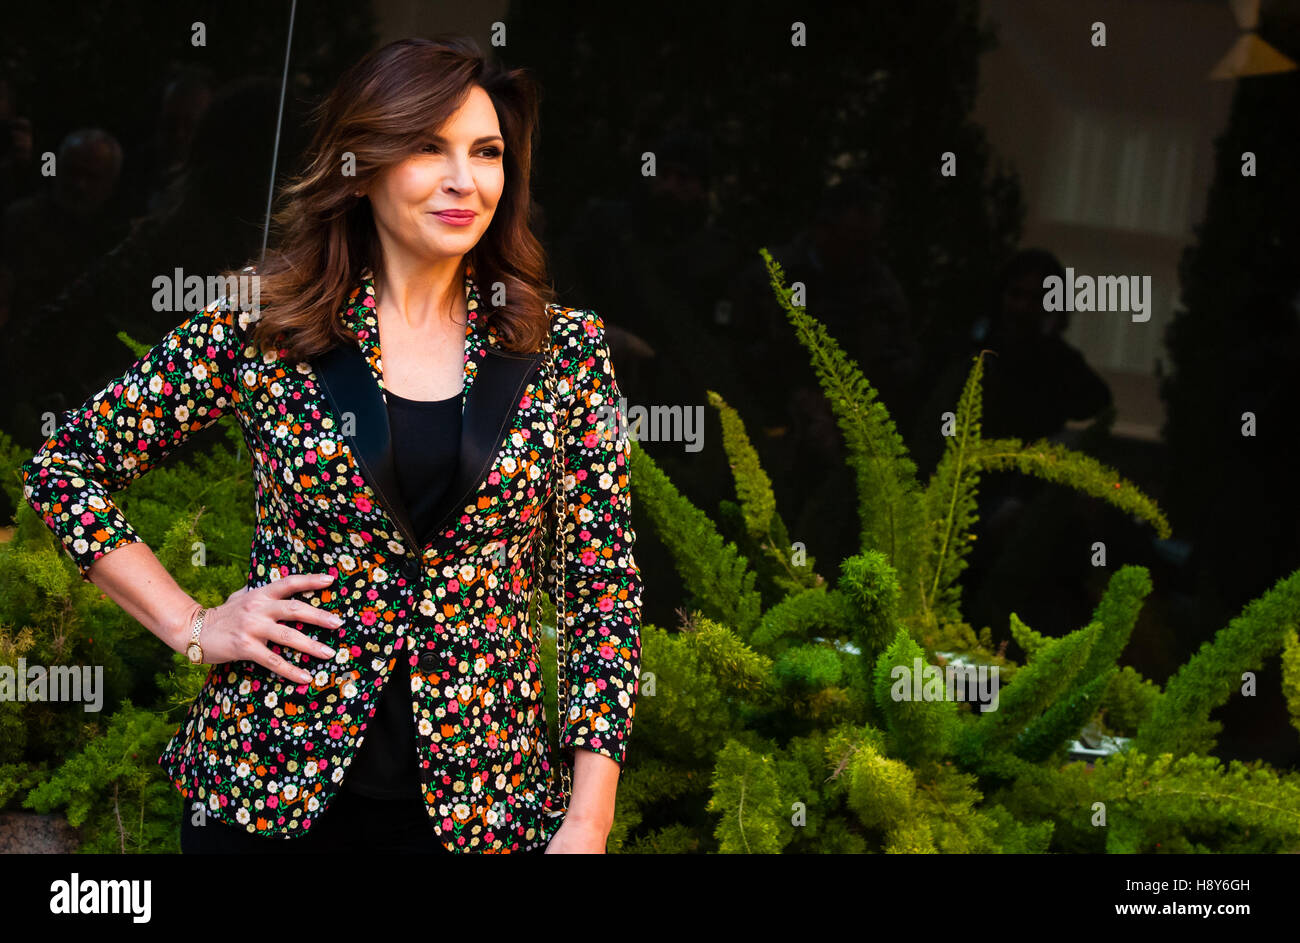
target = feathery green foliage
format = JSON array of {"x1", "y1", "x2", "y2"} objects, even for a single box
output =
[
  {"x1": 1134, "y1": 569, "x2": 1300, "y2": 756},
  {"x1": 707, "y1": 740, "x2": 785, "y2": 854},
  {"x1": 837, "y1": 550, "x2": 906, "y2": 668},
  {"x1": 957, "y1": 621, "x2": 1100, "y2": 763},
  {"x1": 922, "y1": 350, "x2": 988, "y2": 625},
  {"x1": 22, "y1": 701, "x2": 181, "y2": 853},
  {"x1": 872, "y1": 628, "x2": 958, "y2": 763},
  {"x1": 962, "y1": 437, "x2": 1170, "y2": 540},
  {"x1": 1283, "y1": 629, "x2": 1300, "y2": 739},
  {"x1": 627, "y1": 440, "x2": 764, "y2": 637},
  {"x1": 1009, "y1": 611, "x2": 1049, "y2": 661},
  {"x1": 608, "y1": 248, "x2": 1300, "y2": 852},
  {"x1": 749, "y1": 586, "x2": 856, "y2": 651},
  {"x1": 708, "y1": 389, "x2": 823, "y2": 596},
  {"x1": 760, "y1": 250, "x2": 929, "y2": 616}
]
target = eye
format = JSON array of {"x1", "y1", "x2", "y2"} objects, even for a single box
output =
[
  {"x1": 479, "y1": 146, "x2": 502, "y2": 158},
  {"x1": 419, "y1": 142, "x2": 439, "y2": 154}
]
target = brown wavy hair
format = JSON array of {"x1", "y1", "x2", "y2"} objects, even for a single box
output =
[{"x1": 222, "y1": 35, "x2": 556, "y2": 363}]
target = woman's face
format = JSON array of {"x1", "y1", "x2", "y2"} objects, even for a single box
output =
[{"x1": 364, "y1": 84, "x2": 505, "y2": 267}]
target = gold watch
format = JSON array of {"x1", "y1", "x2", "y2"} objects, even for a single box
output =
[{"x1": 185, "y1": 607, "x2": 209, "y2": 664}]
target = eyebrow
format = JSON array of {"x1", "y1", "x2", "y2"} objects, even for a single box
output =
[{"x1": 424, "y1": 132, "x2": 505, "y2": 147}]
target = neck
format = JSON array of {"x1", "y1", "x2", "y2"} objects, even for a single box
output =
[{"x1": 373, "y1": 255, "x2": 467, "y2": 330}]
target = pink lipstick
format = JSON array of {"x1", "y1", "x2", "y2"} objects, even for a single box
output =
[{"x1": 431, "y1": 210, "x2": 476, "y2": 227}]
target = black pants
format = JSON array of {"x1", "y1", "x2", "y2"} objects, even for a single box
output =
[{"x1": 180, "y1": 787, "x2": 547, "y2": 854}]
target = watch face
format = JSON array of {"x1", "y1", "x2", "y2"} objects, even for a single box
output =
[{"x1": 186, "y1": 643, "x2": 202, "y2": 664}]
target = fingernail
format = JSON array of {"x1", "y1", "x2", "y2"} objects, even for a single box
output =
[{"x1": 320, "y1": 646, "x2": 336, "y2": 658}]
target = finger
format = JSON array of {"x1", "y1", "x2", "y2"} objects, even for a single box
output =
[
  {"x1": 246, "y1": 641, "x2": 315, "y2": 685},
  {"x1": 262, "y1": 618, "x2": 337, "y2": 662},
  {"x1": 258, "y1": 572, "x2": 336, "y2": 599},
  {"x1": 275, "y1": 597, "x2": 345, "y2": 634}
]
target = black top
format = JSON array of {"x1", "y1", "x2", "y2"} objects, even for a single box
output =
[{"x1": 343, "y1": 385, "x2": 462, "y2": 800}]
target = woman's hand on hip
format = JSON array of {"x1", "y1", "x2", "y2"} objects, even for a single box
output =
[{"x1": 190, "y1": 572, "x2": 342, "y2": 683}]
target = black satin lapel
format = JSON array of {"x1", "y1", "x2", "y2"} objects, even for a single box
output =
[
  {"x1": 424, "y1": 347, "x2": 546, "y2": 543},
  {"x1": 312, "y1": 342, "x2": 422, "y2": 555}
]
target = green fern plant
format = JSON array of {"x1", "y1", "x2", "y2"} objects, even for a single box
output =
[{"x1": 614, "y1": 247, "x2": 1300, "y2": 853}]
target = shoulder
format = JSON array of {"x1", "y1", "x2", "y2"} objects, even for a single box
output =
[
  {"x1": 191, "y1": 265, "x2": 263, "y2": 349},
  {"x1": 546, "y1": 303, "x2": 609, "y2": 358}
]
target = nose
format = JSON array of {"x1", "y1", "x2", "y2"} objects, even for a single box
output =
[{"x1": 444, "y1": 157, "x2": 476, "y2": 193}]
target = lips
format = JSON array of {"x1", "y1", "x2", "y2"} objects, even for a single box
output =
[{"x1": 432, "y1": 210, "x2": 475, "y2": 219}]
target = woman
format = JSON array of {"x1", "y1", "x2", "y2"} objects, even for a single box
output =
[{"x1": 19, "y1": 36, "x2": 643, "y2": 854}]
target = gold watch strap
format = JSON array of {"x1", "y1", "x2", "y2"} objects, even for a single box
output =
[{"x1": 187, "y1": 606, "x2": 208, "y2": 662}]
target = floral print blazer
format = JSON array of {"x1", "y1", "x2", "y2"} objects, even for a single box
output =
[{"x1": 19, "y1": 265, "x2": 643, "y2": 852}]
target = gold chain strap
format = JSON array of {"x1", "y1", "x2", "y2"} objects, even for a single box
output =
[{"x1": 544, "y1": 354, "x2": 574, "y2": 812}]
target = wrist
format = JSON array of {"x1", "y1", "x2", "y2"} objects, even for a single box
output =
[
  {"x1": 167, "y1": 600, "x2": 203, "y2": 655},
  {"x1": 563, "y1": 803, "x2": 614, "y2": 834}
]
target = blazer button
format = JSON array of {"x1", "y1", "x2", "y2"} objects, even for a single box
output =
[{"x1": 418, "y1": 651, "x2": 438, "y2": 673}]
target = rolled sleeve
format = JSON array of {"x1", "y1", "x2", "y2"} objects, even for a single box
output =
[
  {"x1": 553, "y1": 309, "x2": 643, "y2": 767},
  {"x1": 19, "y1": 299, "x2": 244, "y2": 580}
]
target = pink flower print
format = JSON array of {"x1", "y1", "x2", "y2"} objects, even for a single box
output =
[
  {"x1": 581, "y1": 549, "x2": 598, "y2": 566},
  {"x1": 583, "y1": 431, "x2": 600, "y2": 448},
  {"x1": 80, "y1": 512, "x2": 95, "y2": 525},
  {"x1": 328, "y1": 723, "x2": 344, "y2": 739},
  {"x1": 488, "y1": 471, "x2": 500, "y2": 484},
  {"x1": 599, "y1": 643, "x2": 616, "y2": 660},
  {"x1": 360, "y1": 610, "x2": 377, "y2": 626},
  {"x1": 598, "y1": 596, "x2": 615, "y2": 613},
  {"x1": 356, "y1": 496, "x2": 372, "y2": 513}
]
